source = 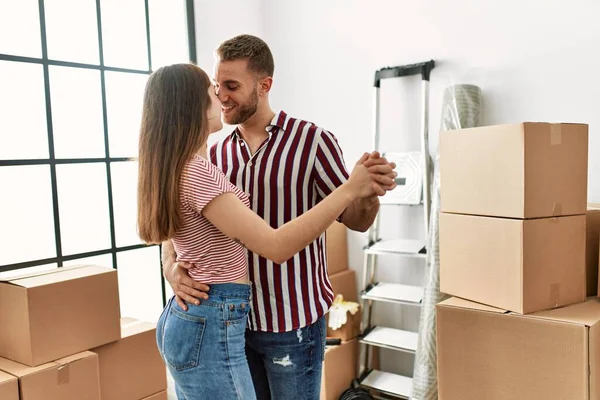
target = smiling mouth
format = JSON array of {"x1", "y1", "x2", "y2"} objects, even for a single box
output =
[{"x1": 222, "y1": 105, "x2": 235, "y2": 113}]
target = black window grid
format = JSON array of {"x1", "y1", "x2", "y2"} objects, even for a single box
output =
[{"x1": 0, "y1": 0, "x2": 198, "y2": 307}]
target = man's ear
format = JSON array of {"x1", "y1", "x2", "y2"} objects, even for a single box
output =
[{"x1": 259, "y1": 76, "x2": 273, "y2": 95}]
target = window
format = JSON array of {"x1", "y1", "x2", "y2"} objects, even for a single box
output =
[{"x1": 0, "y1": 0, "x2": 196, "y2": 323}]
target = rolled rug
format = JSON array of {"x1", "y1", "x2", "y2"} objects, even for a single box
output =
[
  {"x1": 410, "y1": 84, "x2": 482, "y2": 400},
  {"x1": 440, "y1": 84, "x2": 482, "y2": 130}
]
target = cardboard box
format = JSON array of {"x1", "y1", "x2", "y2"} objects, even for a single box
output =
[
  {"x1": 440, "y1": 122, "x2": 588, "y2": 219},
  {"x1": 328, "y1": 269, "x2": 358, "y2": 302},
  {"x1": 437, "y1": 297, "x2": 600, "y2": 400},
  {"x1": 320, "y1": 340, "x2": 358, "y2": 400},
  {"x1": 141, "y1": 391, "x2": 168, "y2": 400},
  {"x1": 0, "y1": 351, "x2": 101, "y2": 400},
  {"x1": 327, "y1": 269, "x2": 361, "y2": 340},
  {"x1": 92, "y1": 317, "x2": 167, "y2": 400},
  {"x1": 587, "y1": 204, "x2": 600, "y2": 296},
  {"x1": 0, "y1": 370, "x2": 18, "y2": 400},
  {"x1": 440, "y1": 213, "x2": 585, "y2": 313},
  {"x1": 326, "y1": 222, "x2": 349, "y2": 276},
  {"x1": 0, "y1": 265, "x2": 121, "y2": 366}
]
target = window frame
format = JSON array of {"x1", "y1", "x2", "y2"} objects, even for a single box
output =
[{"x1": 0, "y1": 0, "x2": 197, "y2": 308}]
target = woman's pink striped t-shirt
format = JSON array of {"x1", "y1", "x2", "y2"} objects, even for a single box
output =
[{"x1": 172, "y1": 155, "x2": 250, "y2": 283}]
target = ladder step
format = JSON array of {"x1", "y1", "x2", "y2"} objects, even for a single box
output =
[
  {"x1": 360, "y1": 326, "x2": 418, "y2": 354},
  {"x1": 360, "y1": 370, "x2": 412, "y2": 399},
  {"x1": 365, "y1": 239, "x2": 426, "y2": 257},
  {"x1": 362, "y1": 282, "x2": 423, "y2": 305}
]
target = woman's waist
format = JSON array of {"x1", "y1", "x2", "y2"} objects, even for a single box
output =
[{"x1": 204, "y1": 282, "x2": 252, "y2": 299}]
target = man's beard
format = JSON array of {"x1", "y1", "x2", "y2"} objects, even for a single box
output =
[{"x1": 227, "y1": 88, "x2": 259, "y2": 125}]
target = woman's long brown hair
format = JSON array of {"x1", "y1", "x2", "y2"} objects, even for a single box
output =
[{"x1": 137, "y1": 63, "x2": 212, "y2": 244}]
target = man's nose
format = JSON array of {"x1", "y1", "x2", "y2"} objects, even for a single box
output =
[{"x1": 215, "y1": 87, "x2": 226, "y2": 102}]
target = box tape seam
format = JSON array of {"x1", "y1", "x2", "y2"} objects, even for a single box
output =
[
  {"x1": 552, "y1": 202, "x2": 562, "y2": 216},
  {"x1": 57, "y1": 363, "x2": 70, "y2": 385}
]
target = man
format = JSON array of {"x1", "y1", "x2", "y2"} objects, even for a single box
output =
[{"x1": 162, "y1": 34, "x2": 395, "y2": 399}]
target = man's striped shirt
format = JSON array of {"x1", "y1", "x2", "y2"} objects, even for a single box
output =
[{"x1": 209, "y1": 110, "x2": 350, "y2": 332}]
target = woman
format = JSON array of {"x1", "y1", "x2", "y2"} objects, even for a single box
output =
[{"x1": 137, "y1": 64, "x2": 391, "y2": 400}]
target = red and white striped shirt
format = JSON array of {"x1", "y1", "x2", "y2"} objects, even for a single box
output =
[
  {"x1": 210, "y1": 110, "x2": 350, "y2": 333},
  {"x1": 172, "y1": 155, "x2": 250, "y2": 283}
]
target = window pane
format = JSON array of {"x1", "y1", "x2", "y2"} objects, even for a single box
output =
[
  {"x1": 111, "y1": 161, "x2": 142, "y2": 247},
  {"x1": 45, "y1": 0, "x2": 99, "y2": 64},
  {"x1": 149, "y1": 0, "x2": 189, "y2": 68},
  {"x1": 0, "y1": 166, "x2": 56, "y2": 266},
  {"x1": 105, "y1": 71, "x2": 147, "y2": 157},
  {"x1": 117, "y1": 246, "x2": 163, "y2": 322},
  {"x1": 64, "y1": 254, "x2": 113, "y2": 269},
  {"x1": 0, "y1": 0, "x2": 41, "y2": 57},
  {"x1": 0, "y1": 263, "x2": 58, "y2": 280},
  {"x1": 49, "y1": 66, "x2": 105, "y2": 158},
  {"x1": 56, "y1": 163, "x2": 111, "y2": 256},
  {"x1": 100, "y1": 0, "x2": 148, "y2": 70},
  {"x1": 0, "y1": 61, "x2": 48, "y2": 160}
]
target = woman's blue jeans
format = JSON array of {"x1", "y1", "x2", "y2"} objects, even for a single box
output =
[{"x1": 157, "y1": 283, "x2": 255, "y2": 400}]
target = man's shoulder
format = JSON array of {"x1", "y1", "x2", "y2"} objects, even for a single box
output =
[{"x1": 281, "y1": 111, "x2": 333, "y2": 139}]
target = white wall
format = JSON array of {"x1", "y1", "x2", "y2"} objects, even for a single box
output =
[
  {"x1": 194, "y1": 0, "x2": 600, "y2": 377},
  {"x1": 194, "y1": 0, "x2": 265, "y2": 144},
  {"x1": 258, "y1": 0, "x2": 600, "y2": 377}
]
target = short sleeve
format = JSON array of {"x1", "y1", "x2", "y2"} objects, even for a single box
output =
[
  {"x1": 314, "y1": 129, "x2": 350, "y2": 200},
  {"x1": 181, "y1": 158, "x2": 237, "y2": 214}
]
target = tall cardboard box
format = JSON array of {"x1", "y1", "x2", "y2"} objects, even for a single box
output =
[
  {"x1": 587, "y1": 204, "x2": 600, "y2": 296},
  {"x1": 141, "y1": 391, "x2": 168, "y2": 400},
  {"x1": 326, "y1": 222, "x2": 349, "y2": 276},
  {"x1": 327, "y1": 269, "x2": 361, "y2": 341},
  {"x1": 0, "y1": 351, "x2": 101, "y2": 400},
  {"x1": 92, "y1": 317, "x2": 167, "y2": 400},
  {"x1": 440, "y1": 213, "x2": 585, "y2": 313},
  {"x1": 437, "y1": 297, "x2": 600, "y2": 400},
  {"x1": 440, "y1": 122, "x2": 588, "y2": 219},
  {"x1": 0, "y1": 265, "x2": 121, "y2": 366},
  {"x1": 0, "y1": 370, "x2": 18, "y2": 400},
  {"x1": 320, "y1": 339, "x2": 358, "y2": 400}
]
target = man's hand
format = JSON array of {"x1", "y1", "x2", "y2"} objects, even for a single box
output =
[
  {"x1": 163, "y1": 261, "x2": 210, "y2": 311},
  {"x1": 363, "y1": 151, "x2": 397, "y2": 195}
]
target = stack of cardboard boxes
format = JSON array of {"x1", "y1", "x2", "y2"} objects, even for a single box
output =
[
  {"x1": 0, "y1": 265, "x2": 167, "y2": 400},
  {"x1": 320, "y1": 222, "x2": 361, "y2": 400},
  {"x1": 436, "y1": 122, "x2": 600, "y2": 399}
]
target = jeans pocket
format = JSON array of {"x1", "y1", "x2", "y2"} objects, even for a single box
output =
[
  {"x1": 162, "y1": 306, "x2": 206, "y2": 371},
  {"x1": 225, "y1": 299, "x2": 250, "y2": 325}
]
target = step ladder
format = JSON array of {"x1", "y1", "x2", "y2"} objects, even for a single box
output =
[{"x1": 357, "y1": 60, "x2": 435, "y2": 400}]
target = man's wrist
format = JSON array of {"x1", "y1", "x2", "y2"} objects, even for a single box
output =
[{"x1": 359, "y1": 194, "x2": 379, "y2": 207}]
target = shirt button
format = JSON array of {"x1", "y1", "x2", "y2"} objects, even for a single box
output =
[
  {"x1": 248, "y1": 161, "x2": 252, "y2": 167},
  {"x1": 240, "y1": 142, "x2": 245, "y2": 147}
]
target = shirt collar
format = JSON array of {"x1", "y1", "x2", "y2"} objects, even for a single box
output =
[
  {"x1": 267, "y1": 110, "x2": 288, "y2": 132},
  {"x1": 230, "y1": 110, "x2": 289, "y2": 140}
]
